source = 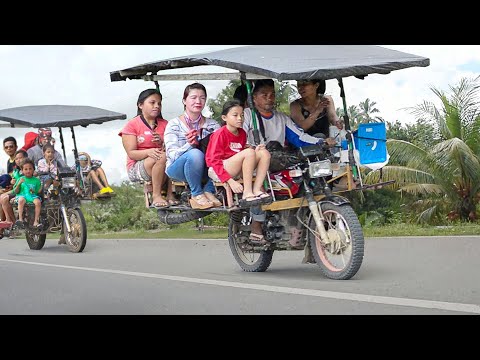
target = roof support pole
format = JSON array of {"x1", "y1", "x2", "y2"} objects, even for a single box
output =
[{"x1": 337, "y1": 78, "x2": 359, "y2": 180}]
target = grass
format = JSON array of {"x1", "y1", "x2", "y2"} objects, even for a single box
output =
[
  {"x1": 363, "y1": 223, "x2": 480, "y2": 237},
  {"x1": 84, "y1": 223, "x2": 480, "y2": 239},
  {"x1": 88, "y1": 227, "x2": 228, "y2": 239}
]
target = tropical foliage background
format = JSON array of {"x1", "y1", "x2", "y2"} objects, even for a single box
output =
[{"x1": 84, "y1": 76, "x2": 480, "y2": 232}]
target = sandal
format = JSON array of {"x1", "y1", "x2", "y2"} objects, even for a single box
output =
[
  {"x1": 204, "y1": 192, "x2": 222, "y2": 207},
  {"x1": 15, "y1": 220, "x2": 24, "y2": 229},
  {"x1": 255, "y1": 192, "x2": 273, "y2": 204},
  {"x1": 151, "y1": 198, "x2": 170, "y2": 208},
  {"x1": 238, "y1": 195, "x2": 262, "y2": 208},
  {"x1": 249, "y1": 232, "x2": 268, "y2": 245},
  {"x1": 167, "y1": 198, "x2": 181, "y2": 206},
  {"x1": 0, "y1": 221, "x2": 13, "y2": 229},
  {"x1": 190, "y1": 194, "x2": 214, "y2": 210}
]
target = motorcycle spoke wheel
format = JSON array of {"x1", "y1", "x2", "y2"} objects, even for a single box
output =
[
  {"x1": 228, "y1": 211, "x2": 273, "y2": 273},
  {"x1": 64, "y1": 209, "x2": 87, "y2": 253},
  {"x1": 308, "y1": 203, "x2": 364, "y2": 280}
]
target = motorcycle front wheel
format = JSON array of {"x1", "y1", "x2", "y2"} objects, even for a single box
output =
[
  {"x1": 308, "y1": 203, "x2": 364, "y2": 280},
  {"x1": 26, "y1": 231, "x2": 46, "y2": 250},
  {"x1": 63, "y1": 208, "x2": 87, "y2": 253},
  {"x1": 228, "y1": 210, "x2": 273, "y2": 272}
]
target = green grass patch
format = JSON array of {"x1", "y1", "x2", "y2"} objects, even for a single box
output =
[
  {"x1": 89, "y1": 227, "x2": 228, "y2": 239},
  {"x1": 363, "y1": 223, "x2": 480, "y2": 237}
]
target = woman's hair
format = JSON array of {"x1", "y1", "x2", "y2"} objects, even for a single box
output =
[
  {"x1": 136, "y1": 89, "x2": 163, "y2": 117},
  {"x1": 182, "y1": 83, "x2": 207, "y2": 109},
  {"x1": 42, "y1": 144, "x2": 55, "y2": 153},
  {"x1": 221, "y1": 99, "x2": 244, "y2": 116},
  {"x1": 312, "y1": 80, "x2": 326, "y2": 95},
  {"x1": 14, "y1": 149, "x2": 28, "y2": 158}
]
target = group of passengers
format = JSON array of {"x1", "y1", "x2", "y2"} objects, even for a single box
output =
[
  {"x1": 0, "y1": 128, "x2": 113, "y2": 238},
  {"x1": 120, "y1": 79, "x2": 344, "y2": 244}
]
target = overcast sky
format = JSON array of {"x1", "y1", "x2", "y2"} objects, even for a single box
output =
[{"x1": 1, "y1": 45, "x2": 479, "y2": 185}]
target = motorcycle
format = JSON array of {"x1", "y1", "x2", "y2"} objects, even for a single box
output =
[
  {"x1": 155, "y1": 143, "x2": 373, "y2": 280},
  {"x1": 109, "y1": 44, "x2": 429, "y2": 279},
  {"x1": 0, "y1": 105, "x2": 126, "y2": 252}
]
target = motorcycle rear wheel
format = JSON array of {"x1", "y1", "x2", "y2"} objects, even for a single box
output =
[
  {"x1": 228, "y1": 211, "x2": 274, "y2": 272},
  {"x1": 308, "y1": 203, "x2": 364, "y2": 280}
]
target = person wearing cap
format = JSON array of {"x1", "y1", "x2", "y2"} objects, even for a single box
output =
[
  {"x1": 20, "y1": 132, "x2": 39, "y2": 152},
  {"x1": 77, "y1": 152, "x2": 114, "y2": 195},
  {"x1": 27, "y1": 127, "x2": 66, "y2": 168}
]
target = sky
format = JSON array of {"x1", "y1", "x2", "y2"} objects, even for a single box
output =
[{"x1": 1, "y1": 45, "x2": 479, "y2": 185}]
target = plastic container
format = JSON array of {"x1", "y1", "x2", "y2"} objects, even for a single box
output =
[{"x1": 352, "y1": 122, "x2": 387, "y2": 164}]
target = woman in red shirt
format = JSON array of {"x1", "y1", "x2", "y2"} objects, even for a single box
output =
[{"x1": 205, "y1": 99, "x2": 271, "y2": 207}]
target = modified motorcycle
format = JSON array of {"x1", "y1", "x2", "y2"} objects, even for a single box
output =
[{"x1": 155, "y1": 143, "x2": 375, "y2": 280}]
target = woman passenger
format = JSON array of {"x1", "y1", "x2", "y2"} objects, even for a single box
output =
[
  {"x1": 290, "y1": 79, "x2": 339, "y2": 139},
  {"x1": 119, "y1": 89, "x2": 175, "y2": 208},
  {"x1": 164, "y1": 83, "x2": 221, "y2": 209}
]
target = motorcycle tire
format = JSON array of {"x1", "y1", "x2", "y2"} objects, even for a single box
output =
[
  {"x1": 63, "y1": 208, "x2": 87, "y2": 253},
  {"x1": 228, "y1": 211, "x2": 274, "y2": 272},
  {"x1": 25, "y1": 231, "x2": 46, "y2": 250},
  {"x1": 308, "y1": 203, "x2": 364, "y2": 280},
  {"x1": 157, "y1": 209, "x2": 209, "y2": 225}
]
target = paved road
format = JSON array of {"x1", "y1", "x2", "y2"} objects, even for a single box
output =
[{"x1": 0, "y1": 236, "x2": 479, "y2": 314}]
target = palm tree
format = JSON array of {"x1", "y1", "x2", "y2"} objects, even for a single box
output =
[
  {"x1": 336, "y1": 104, "x2": 362, "y2": 129},
  {"x1": 365, "y1": 76, "x2": 480, "y2": 222},
  {"x1": 358, "y1": 98, "x2": 384, "y2": 123}
]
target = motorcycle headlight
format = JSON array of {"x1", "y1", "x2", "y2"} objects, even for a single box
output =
[
  {"x1": 62, "y1": 177, "x2": 77, "y2": 189},
  {"x1": 309, "y1": 160, "x2": 332, "y2": 178}
]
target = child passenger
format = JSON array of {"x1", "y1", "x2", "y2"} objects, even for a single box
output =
[
  {"x1": 14, "y1": 159, "x2": 42, "y2": 229},
  {"x1": 37, "y1": 144, "x2": 59, "y2": 191},
  {"x1": 205, "y1": 99, "x2": 271, "y2": 207}
]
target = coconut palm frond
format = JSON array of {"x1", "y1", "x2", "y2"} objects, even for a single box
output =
[
  {"x1": 387, "y1": 140, "x2": 438, "y2": 172},
  {"x1": 406, "y1": 100, "x2": 438, "y2": 122},
  {"x1": 399, "y1": 183, "x2": 445, "y2": 196},
  {"x1": 464, "y1": 115, "x2": 480, "y2": 154},
  {"x1": 416, "y1": 205, "x2": 439, "y2": 224},
  {"x1": 433, "y1": 138, "x2": 480, "y2": 186},
  {"x1": 365, "y1": 165, "x2": 434, "y2": 186}
]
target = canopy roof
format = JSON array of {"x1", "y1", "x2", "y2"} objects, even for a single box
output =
[
  {"x1": 110, "y1": 45, "x2": 430, "y2": 82},
  {"x1": 0, "y1": 105, "x2": 126, "y2": 128}
]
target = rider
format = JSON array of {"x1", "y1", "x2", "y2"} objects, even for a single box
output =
[{"x1": 242, "y1": 79, "x2": 336, "y2": 244}]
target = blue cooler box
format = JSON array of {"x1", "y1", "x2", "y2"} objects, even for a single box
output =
[{"x1": 353, "y1": 122, "x2": 387, "y2": 164}]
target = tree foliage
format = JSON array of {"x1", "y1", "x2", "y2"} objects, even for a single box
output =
[{"x1": 366, "y1": 76, "x2": 480, "y2": 223}]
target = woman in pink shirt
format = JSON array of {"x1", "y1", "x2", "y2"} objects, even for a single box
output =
[{"x1": 119, "y1": 89, "x2": 175, "y2": 208}]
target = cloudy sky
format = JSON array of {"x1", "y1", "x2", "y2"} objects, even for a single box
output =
[{"x1": 1, "y1": 45, "x2": 479, "y2": 184}]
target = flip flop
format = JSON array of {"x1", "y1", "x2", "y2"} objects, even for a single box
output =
[
  {"x1": 15, "y1": 220, "x2": 24, "y2": 229},
  {"x1": 255, "y1": 192, "x2": 273, "y2": 204},
  {"x1": 167, "y1": 199, "x2": 181, "y2": 206},
  {"x1": 238, "y1": 195, "x2": 262, "y2": 208},
  {"x1": 151, "y1": 201, "x2": 170, "y2": 209},
  {"x1": 249, "y1": 232, "x2": 268, "y2": 245}
]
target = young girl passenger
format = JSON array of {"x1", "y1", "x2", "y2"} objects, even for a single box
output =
[
  {"x1": 205, "y1": 99, "x2": 271, "y2": 207},
  {"x1": 37, "y1": 144, "x2": 59, "y2": 191}
]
